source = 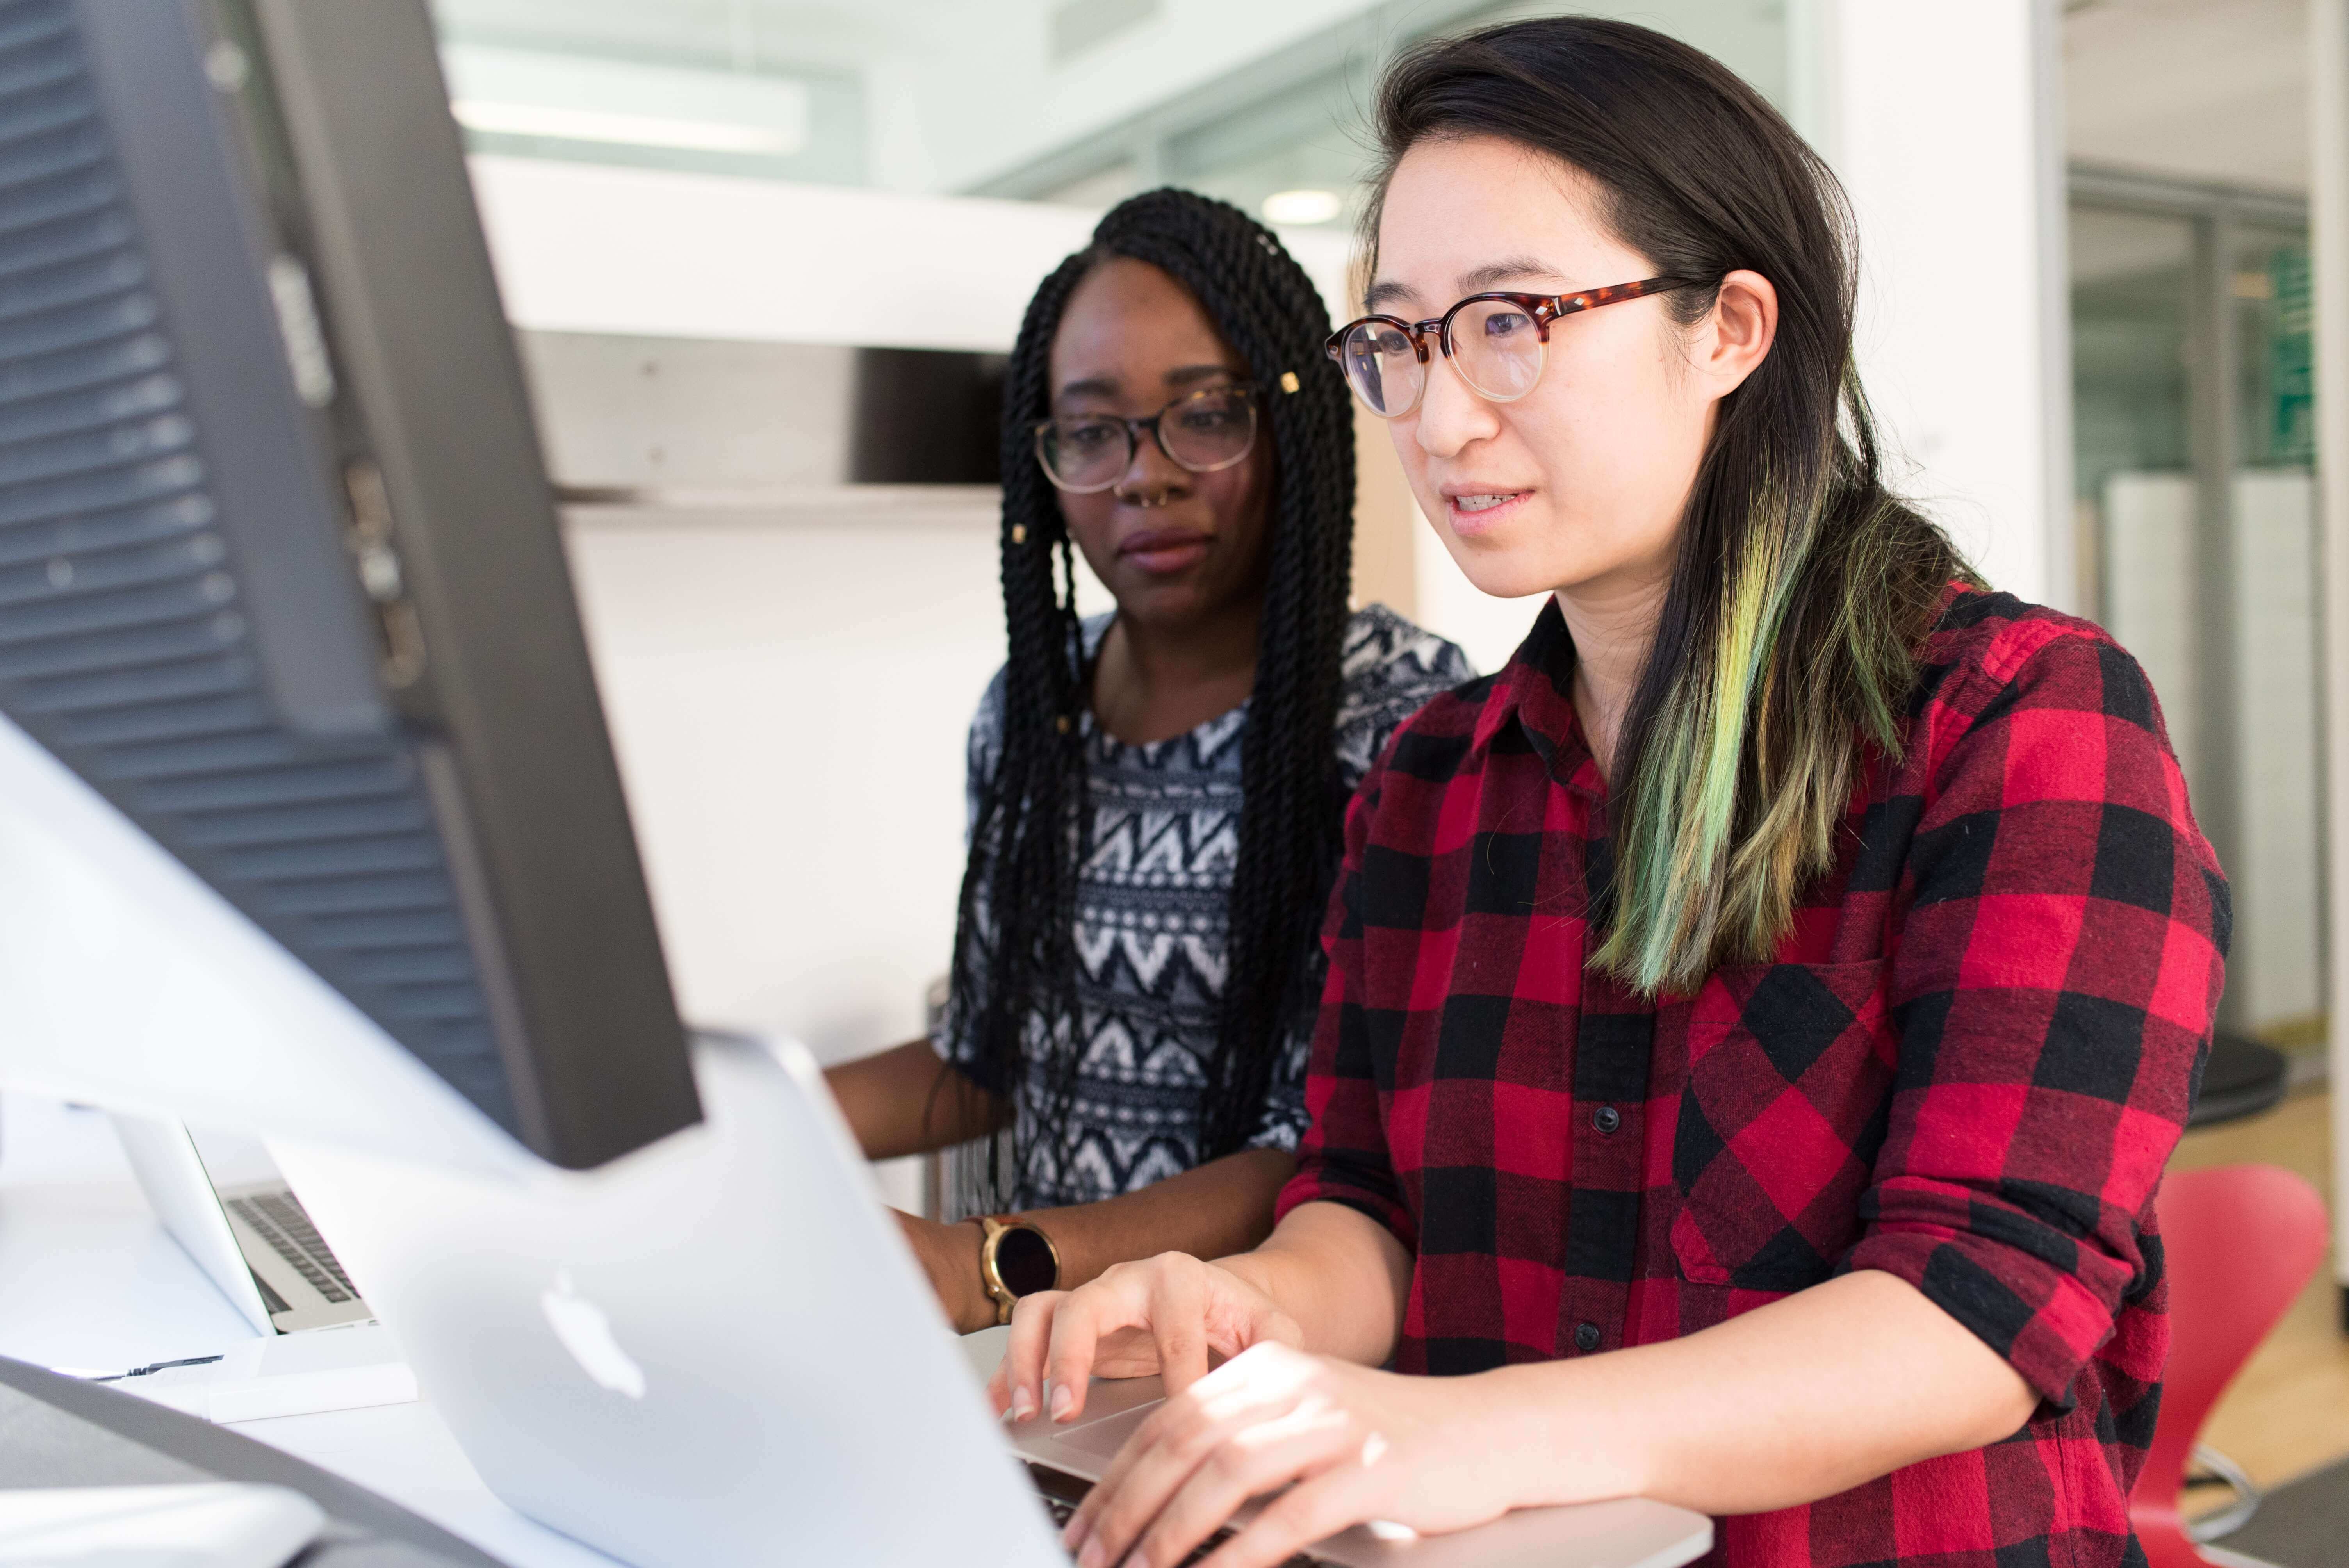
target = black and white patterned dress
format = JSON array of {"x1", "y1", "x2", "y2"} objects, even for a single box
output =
[{"x1": 937, "y1": 604, "x2": 1473, "y2": 1209}]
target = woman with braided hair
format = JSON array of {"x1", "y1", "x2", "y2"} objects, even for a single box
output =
[{"x1": 825, "y1": 189, "x2": 1469, "y2": 1335}]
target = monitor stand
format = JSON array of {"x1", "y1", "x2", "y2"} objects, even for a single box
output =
[{"x1": 0, "y1": 1354, "x2": 504, "y2": 1566}]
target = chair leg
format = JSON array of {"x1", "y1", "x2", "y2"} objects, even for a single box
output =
[{"x1": 2184, "y1": 1445, "x2": 2263, "y2": 1543}]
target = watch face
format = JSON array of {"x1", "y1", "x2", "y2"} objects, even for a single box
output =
[{"x1": 994, "y1": 1225, "x2": 1057, "y2": 1297}]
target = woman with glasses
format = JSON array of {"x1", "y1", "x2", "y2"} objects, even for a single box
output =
[
  {"x1": 991, "y1": 20, "x2": 2223, "y2": 1568},
  {"x1": 825, "y1": 189, "x2": 1469, "y2": 1335}
]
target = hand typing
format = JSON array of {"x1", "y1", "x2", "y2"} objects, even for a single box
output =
[
  {"x1": 1059, "y1": 1340, "x2": 1522, "y2": 1568},
  {"x1": 987, "y1": 1250, "x2": 1298, "y2": 1424},
  {"x1": 986, "y1": 1251, "x2": 1531, "y2": 1568}
]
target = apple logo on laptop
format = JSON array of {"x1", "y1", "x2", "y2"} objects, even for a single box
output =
[{"x1": 540, "y1": 1270, "x2": 646, "y2": 1399}]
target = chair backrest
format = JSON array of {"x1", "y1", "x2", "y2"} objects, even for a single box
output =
[{"x1": 2135, "y1": 1163, "x2": 2327, "y2": 1523}]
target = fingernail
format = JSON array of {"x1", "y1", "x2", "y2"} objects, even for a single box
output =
[
  {"x1": 1050, "y1": 1381, "x2": 1075, "y2": 1421},
  {"x1": 1010, "y1": 1388, "x2": 1037, "y2": 1422},
  {"x1": 1076, "y1": 1538, "x2": 1105, "y2": 1568},
  {"x1": 1062, "y1": 1513, "x2": 1089, "y2": 1551}
]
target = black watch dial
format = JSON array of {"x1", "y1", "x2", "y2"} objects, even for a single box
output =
[{"x1": 994, "y1": 1225, "x2": 1057, "y2": 1297}]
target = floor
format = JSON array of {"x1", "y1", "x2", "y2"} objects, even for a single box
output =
[
  {"x1": 2225, "y1": 1456, "x2": 2349, "y2": 1568},
  {"x1": 2166, "y1": 1085, "x2": 2349, "y2": 1489}
]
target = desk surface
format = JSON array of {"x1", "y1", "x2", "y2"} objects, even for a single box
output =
[
  {"x1": 0, "y1": 1092, "x2": 620, "y2": 1568},
  {"x1": 0, "y1": 1092, "x2": 1022, "y2": 1568},
  {"x1": 0, "y1": 1092, "x2": 1697, "y2": 1568}
]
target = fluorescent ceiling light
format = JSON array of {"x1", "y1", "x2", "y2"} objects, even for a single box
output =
[
  {"x1": 1262, "y1": 188, "x2": 1342, "y2": 226},
  {"x1": 440, "y1": 44, "x2": 809, "y2": 159},
  {"x1": 451, "y1": 100, "x2": 799, "y2": 155}
]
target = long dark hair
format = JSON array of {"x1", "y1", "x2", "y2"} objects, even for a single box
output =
[
  {"x1": 943, "y1": 189, "x2": 1355, "y2": 1205},
  {"x1": 1365, "y1": 19, "x2": 1973, "y2": 995}
]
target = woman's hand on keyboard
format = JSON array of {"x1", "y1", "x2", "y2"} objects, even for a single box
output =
[
  {"x1": 1057, "y1": 1341, "x2": 1521, "y2": 1568},
  {"x1": 986, "y1": 1251, "x2": 1299, "y2": 1426}
]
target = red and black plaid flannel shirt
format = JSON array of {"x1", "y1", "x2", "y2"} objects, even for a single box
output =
[{"x1": 1276, "y1": 587, "x2": 2227, "y2": 1568}]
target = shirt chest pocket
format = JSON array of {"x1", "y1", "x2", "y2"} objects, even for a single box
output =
[{"x1": 1669, "y1": 959, "x2": 1896, "y2": 1293}]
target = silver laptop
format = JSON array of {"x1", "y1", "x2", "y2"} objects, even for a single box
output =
[
  {"x1": 267, "y1": 1035, "x2": 1715, "y2": 1568},
  {"x1": 111, "y1": 1113, "x2": 372, "y2": 1337}
]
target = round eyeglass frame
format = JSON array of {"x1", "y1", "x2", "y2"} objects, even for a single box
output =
[
  {"x1": 1324, "y1": 276, "x2": 1694, "y2": 419},
  {"x1": 1032, "y1": 381, "x2": 1262, "y2": 494}
]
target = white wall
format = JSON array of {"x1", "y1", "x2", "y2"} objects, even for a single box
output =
[
  {"x1": 470, "y1": 152, "x2": 1357, "y2": 349},
  {"x1": 561, "y1": 510, "x2": 1001, "y2": 1058},
  {"x1": 468, "y1": 155, "x2": 1097, "y2": 351},
  {"x1": 1800, "y1": 0, "x2": 2073, "y2": 608}
]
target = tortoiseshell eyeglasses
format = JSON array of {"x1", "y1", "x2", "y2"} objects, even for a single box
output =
[{"x1": 1325, "y1": 276, "x2": 1694, "y2": 418}]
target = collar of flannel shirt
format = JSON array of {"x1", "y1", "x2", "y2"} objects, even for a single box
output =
[{"x1": 1470, "y1": 596, "x2": 1609, "y2": 798}]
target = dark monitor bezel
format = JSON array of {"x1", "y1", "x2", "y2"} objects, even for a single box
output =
[{"x1": 58, "y1": 0, "x2": 701, "y2": 1168}]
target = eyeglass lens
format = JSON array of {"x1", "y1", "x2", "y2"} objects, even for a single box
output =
[
  {"x1": 1336, "y1": 298, "x2": 1547, "y2": 415},
  {"x1": 1338, "y1": 323, "x2": 1419, "y2": 417},
  {"x1": 1036, "y1": 386, "x2": 1257, "y2": 492}
]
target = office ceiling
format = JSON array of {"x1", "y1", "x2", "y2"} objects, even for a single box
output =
[
  {"x1": 428, "y1": 0, "x2": 976, "y2": 74},
  {"x1": 421, "y1": 1, "x2": 1490, "y2": 201},
  {"x1": 431, "y1": 1, "x2": 2313, "y2": 211},
  {"x1": 2065, "y1": 0, "x2": 2309, "y2": 192}
]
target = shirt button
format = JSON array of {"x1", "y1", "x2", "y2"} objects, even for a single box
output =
[
  {"x1": 1574, "y1": 1322, "x2": 1602, "y2": 1353},
  {"x1": 1592, "y1": 1105, "x2": 1622, "y2": 1135}
]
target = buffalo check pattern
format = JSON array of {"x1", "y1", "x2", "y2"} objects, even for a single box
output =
[{"x1": 1276, "y1": 588, "x2": 2228, "y2": 1568}]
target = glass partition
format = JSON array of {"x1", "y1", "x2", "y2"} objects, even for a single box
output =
[
  {"x1": 2226, "y1": 227, "x2": 2323, "y2": 1048},
  {"x1": 2071, "y1": 183, "x2": 2322, "y2": 1050},
  {"x1": 2073, "y1": 207, "x2": 2196, "y2": 770}
]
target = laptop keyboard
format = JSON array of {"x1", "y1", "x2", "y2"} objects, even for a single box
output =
[
  {"x1": 1025, "y1": 1465, "x2": 1324, "y2": 1566},
  {"x1": 226, "y1": 1192, "x2": 360, "y2": 1304}
]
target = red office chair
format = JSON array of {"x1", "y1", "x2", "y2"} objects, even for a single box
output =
[{"x1": 2131, "y1": 1163, "x2": 2328, "y2": 1568}]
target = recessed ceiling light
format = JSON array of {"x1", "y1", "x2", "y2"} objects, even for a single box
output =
[{"x1": 1262, "y1": 188, "x2": 1342, "y2": 226}]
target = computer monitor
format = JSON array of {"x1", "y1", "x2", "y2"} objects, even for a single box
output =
[{"x1": 0, "y1": 0, "x2": 698, "y2": 1170}]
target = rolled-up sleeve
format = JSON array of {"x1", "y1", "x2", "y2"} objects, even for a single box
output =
[
  {"x1": 1275, "y1": 762, "x2": 1416, "y2": 1248},
  {"x1": 1842, "y1": 625, "x2": 2228, "y2": 1407}
]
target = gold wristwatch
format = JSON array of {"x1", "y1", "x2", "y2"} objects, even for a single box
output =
[{"x1": 975, "y1": 1216, "x2": 1060, "y2": 1326}]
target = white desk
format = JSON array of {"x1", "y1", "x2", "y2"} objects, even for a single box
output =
[
  {"x1": 0, "y1": 1092, "x2": 631, "y2": 1568},
  {"x1": 0, "y1": 1094, "x2": 1704, "y2": 1568},
  {"x1": 0, "y1": 1090, "x2": 1020, "y2": 1568}
]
